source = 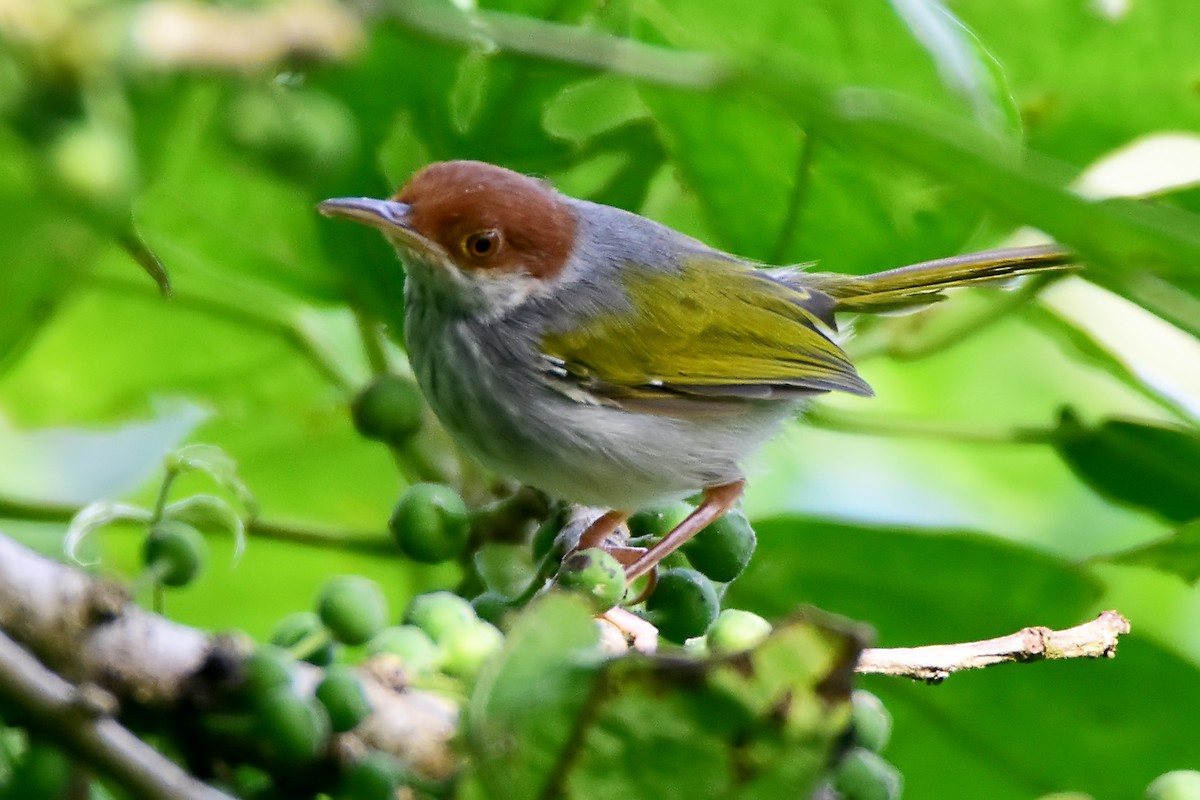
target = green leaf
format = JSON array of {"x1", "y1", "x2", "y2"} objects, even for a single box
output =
[
  {"x1": 637, "y1": 0, "x2": 1009, "y2": 268},
  {"x1": 466, "y1": 594, "x2": 862, "y2": 798},
  {"x1": 951, "y1": 0, "x2": 1200, "y2": 168},
  {"x1": 1104, "y1": 518, "x2": 1200, "y2": 584},
  {"x1": 726, "y1": 516, "x2": 1200, "y2": 798},
  {"x1": 567, "y1": 613, "x2": 860, "y2": 799},
  {"x1": 0, "y1": 134, "x2": 98, "y2": 372},
  {"x1": 465, "y1": 593, "x2": 603, "y2": 799},
  {"x1": 0, "y1": 406, "x2": 207, "y2": 505},
  {"x1": 1054, "y1": 411, "x2": 1200, "y2": 524}
]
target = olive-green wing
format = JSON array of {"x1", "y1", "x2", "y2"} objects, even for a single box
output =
[{"x1": 539, "y1": 259, "x2": 872, "y2": 410}]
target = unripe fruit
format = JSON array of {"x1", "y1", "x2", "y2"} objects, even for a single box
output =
[
  {"x1": 556, "y1": 547, "x2": 625, "y2": 612},
  {"x1": 471, "y1": 591, "x2": 512, "y2": 626},
  {"x1": 1147, "y1": 771, "x2": 1200, "y2": 800},
  {"x1": 142, "y1": 519, "x2": 207, "y2": 587},
  {"x1": 628, "y1": 502, "x2": 693, "y2": 538},
  {"x1": 644, "y1": 568, "x2": 720, "y2": 643},
  {"x1": 706, "y1": 608, "x2": 772, "y2": 653},
  {"x1": 318, "y1": 576, "x2": 388, "y2": 646},
  {"x1": 389, "y1": 483, "x2": 470, "y2": 564},
  {"x1": 367, "y1": 625, "x2": 440, "y2": 672},
  {"x1": 441, "y1": 619, "x2": 505, "y2": 679},
  {"x1": 350, "y1": 375, "x2": 423, "y2": 444},
  {"x1": 256, "y1": 687, "x2": 331, "y2": 765},
  {"x1": 682, "y1": 508, "x2": 756, "y2": 583},
  {"x1": 338, "y1": 752, "x2": 402, "y2": 800},
  {"x1": 315, "y1": 665, "x2": 372, "y2": 733},
  {"x1": 403, "y1": 591, "x2": 477, "y2": 643},
  {"x1": 851, "y1": 690, "x2": 893, "y2": 754},
  {"x1": 243, "y1": 646, "x2": 295, "y2": 702},
  {"x1": 834, "y1": 748, "x2": 903, "y2": 800},
  {"x1": 271, "y1": 611, "x2": 335, "y2": 666}
]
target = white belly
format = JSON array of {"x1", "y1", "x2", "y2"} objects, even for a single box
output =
[{"x1": 407, "y1": 313, "x2": 796, "y2": 509}]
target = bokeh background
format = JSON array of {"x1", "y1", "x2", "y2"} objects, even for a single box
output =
[{"x1": 1, "y1": 0, "x2": 1199, "y2": 796}]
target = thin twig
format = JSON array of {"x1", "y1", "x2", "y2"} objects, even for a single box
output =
[
  {"x1": 856, "y1": 611, "x2": 1131, "y2": 682},
  {"x1": 805, "y1": 406, "x2": 1059, "y2": 445},
  {"x1": 0, "y1": 630, "x2": 233, "y2": 800},
  {"x1": 382, "y1": 0, "x2": 725, "y2": 88},
  {"x1": 0, "y1": 493, "x2": 397, "y2": 554}
]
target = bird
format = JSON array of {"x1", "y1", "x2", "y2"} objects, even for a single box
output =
[{"x1": 319, "y1": 160, "x2": 1073, "y2": 583}]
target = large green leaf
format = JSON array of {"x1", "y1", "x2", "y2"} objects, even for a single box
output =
[
  {"x1": 0, "y1": 133, "x2": 98, "y2": 372},
  {"x1": 636, "y1": 0, "x2": 1010, "y2": 268},
  {"x1": 1054, "y1": 410, "x2": 1200, "y2": 524},
  {"x1": 465, "y1": 594, "x2": 861, "y2": 799},
  {"x1": 727, "y1": 516, "x2": 1200, "y2": 798},
  {"x1": 1104, "y1": 519, "x2": 1200, "y2": 585},
  {"x1": 952, "y1": 0, "x2": 1200, "y2": 168}
]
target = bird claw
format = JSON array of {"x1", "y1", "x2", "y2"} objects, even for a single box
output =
[{"x1": 600, "y1": 607, "x2": 658, "y2": 655}]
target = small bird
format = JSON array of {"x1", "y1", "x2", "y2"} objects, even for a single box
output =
[{"x1": 319, "y1": 160, "x2": 1072, "y2": 583}]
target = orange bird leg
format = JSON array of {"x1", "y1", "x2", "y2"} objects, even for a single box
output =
[
  {"x1": 575, "y1": 510, "x2": 630, "y2": 552},
  {"x1": 624, "y1": 480, "x2": 745, "y2": 583}
]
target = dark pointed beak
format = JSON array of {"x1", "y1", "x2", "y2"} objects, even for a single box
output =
[{"x1": 317, "y1": 197, "x2": 414, "y2": 233}]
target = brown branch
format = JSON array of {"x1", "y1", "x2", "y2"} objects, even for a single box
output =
[
  {"x1": 0, "y1": 533, "x2": 458, "y2": 785},
  {"x1": 0, "y1": 630, "x2": 234, "y2": 800},
  {"x1": 855, "y1": 611, "x2": 1131, "y2": 682}
]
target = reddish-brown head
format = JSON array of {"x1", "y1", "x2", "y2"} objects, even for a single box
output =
[{"x1": 319, "y1": 161, "x2": 577, "y2": 281}]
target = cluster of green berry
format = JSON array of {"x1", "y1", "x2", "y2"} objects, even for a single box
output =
[
  {"x1": 811, "y1": 690, "x2": 902, "y2": 800},
  {"x1": 550, "y1": 501, "x2": 757, "y2": 644},
  {"x1": 234, "y1": 582, "x2": 503, "y2": 797}
]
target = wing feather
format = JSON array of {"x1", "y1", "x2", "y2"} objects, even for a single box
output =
[{"x1": 539, "y1": 259, "x2": 872, "y2": 409}]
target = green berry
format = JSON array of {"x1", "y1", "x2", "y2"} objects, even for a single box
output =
[
  {"x1": 471, "y1": 591, "x2": 512, "y2": 626},
  {"x1": 834, "y1": 748, "x2": 903, "y2": 800},
  {"x1": 403, "y1": 591, "x2": 477, "y2": 643},
  {"x1": 256, "y1": 687, "x2": 331, "y2": 765},
  {"x1": 142, "y1": 519, "x2": 207, "y2": 587},
  {"x1": 389, "y1": 483, "x2": 471, "y2": 564},
  {"x1": 270, "y1": 611, "x2": 335, "y2": 666},
  {"x1": 628, "y1": 502, "x2": 693, "y2": 538},
  {"x1": 315, "y1": 665, "x2": 372, "y2": 733},
  {"x1": 556, "y1": 548, "x2": 625, "y2": 612},
  {"x1": 338, "y1": 752, "x2": 402, "y2": 800},
  {"x1": 682, "y1": 508, "x2": 756, "y2": 583},
  {"x1": 351, "y1": 375, "x2": 423, "y2": 444},
  {"x1": 440, "y1": 620, "x2": 505, "y2": 679},
  {"x1": 318, "y1": 576, "x2": 388, "y2": 646},
  {"x1": 367, "y1": 625, "x2": 440, "y2": 672},
  {"x1": 1147, "y1": 771, "x2": 1200, "y2": 800},
  {"x1": 851, "y1": 690, "x2": 893, "y2": 754},
  {"x1": 645, "y1": 568, "x2": 720, "y2": 643},
  {"x1": 706, "y1": 609, "x2": 772, "y2": 654},
  {"x1": 243, "y1": 646, "x2": 295, "y2": 702}
]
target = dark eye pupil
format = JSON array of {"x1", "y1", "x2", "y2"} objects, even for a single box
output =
[{"x1": 469, "y1": 232, "x2": 496, "y2": 256}]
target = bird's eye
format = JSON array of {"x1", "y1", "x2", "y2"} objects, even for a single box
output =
[{"x1": 463, "y1": 230, "x2": 501, "y2": 259}]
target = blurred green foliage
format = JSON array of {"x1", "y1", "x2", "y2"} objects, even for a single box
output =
[{"x1": 1, "y1": 0, "x2": 1199, "y2": 797}]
